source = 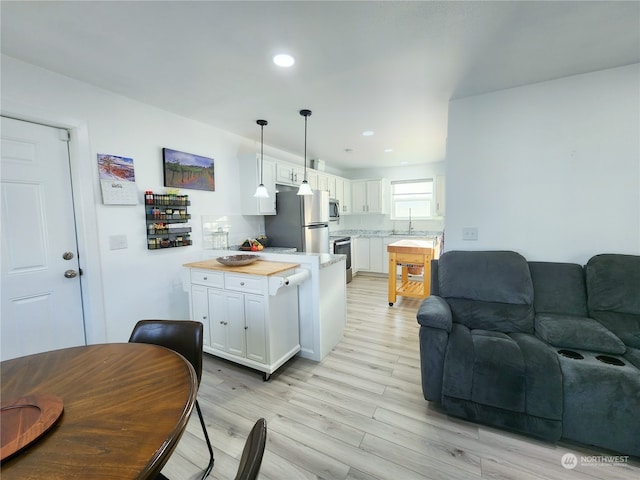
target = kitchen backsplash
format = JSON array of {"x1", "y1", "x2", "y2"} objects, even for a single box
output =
[
  {"x1": 202, "y1": 214, "x2": 264, "y2": 249},
  {"x1": 329, "y1": 214, "x2": 443, "y2": 236},
  {"x1": 201, "y1": 213, "x2": 443, "y2": 250}
]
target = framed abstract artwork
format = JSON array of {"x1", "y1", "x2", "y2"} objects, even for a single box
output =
[{"x1": 163, "y1": 148, "x2": 215, "y2": 191}]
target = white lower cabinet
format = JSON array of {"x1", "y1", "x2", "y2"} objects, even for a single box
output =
[
  {"x1": 188, "y1": 268, "x2": 299, "y2": 380},
  {"x1": 354, "y1": 237, "x2": 370, "y2": 271},
  {"x1": 191, "y1": 284, "x2": 213, "y2": 348},
  {"x1": 353, "y1": 237, "x2": 383, "y2": 273}
]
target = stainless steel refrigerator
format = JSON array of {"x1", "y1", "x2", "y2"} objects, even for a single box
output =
[{"x1": 264, "y1": 190, "x2": 330, "y2": 253}]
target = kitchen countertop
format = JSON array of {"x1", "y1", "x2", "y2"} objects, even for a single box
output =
[
  {"x1": 330, "y1": 230, "x2": 442, "y2": 239},
  {"x1": 183, "y1": 258, "x2": 299, "y2": 276},
  {"x1": 219, "y1": 247, "x2": 345, "y2": 269}
]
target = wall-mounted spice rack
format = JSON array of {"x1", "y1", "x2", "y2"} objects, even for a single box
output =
[{"x1": 145, "y1": 191, "x2": 192, "y2": 249}]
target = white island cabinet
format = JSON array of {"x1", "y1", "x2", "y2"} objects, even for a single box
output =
[{"x1": 184, "y1": 259, "x2": 302, "y2": 380}]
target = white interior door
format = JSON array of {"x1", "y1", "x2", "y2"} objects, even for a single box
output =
[{"x1": 1, "y1": 116, "x2": 86, "y2": 360}]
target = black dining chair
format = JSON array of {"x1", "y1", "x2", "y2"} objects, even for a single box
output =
[
  {"x1": 235, "y1": 418, "x2": 267, "y2": 480},
  {"x1": 129, "y1": 320, "x2": 214, "y2": 480}
]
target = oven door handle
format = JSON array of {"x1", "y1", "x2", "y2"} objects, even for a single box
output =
[{"x1": 335, "y1": 240, "x2": 351, "y2": 246}]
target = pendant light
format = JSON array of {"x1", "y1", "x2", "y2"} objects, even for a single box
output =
[
  {"x1": 297, "y1": 109, "x2": 313, "y2": 196},
  {"x1": 253, "y1": 119, "x2": 269, "y2": 198}
]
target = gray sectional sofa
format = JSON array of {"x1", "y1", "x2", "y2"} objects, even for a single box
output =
[{"x1": 417, "y1": 250, "x2": 640, "y2": 456}]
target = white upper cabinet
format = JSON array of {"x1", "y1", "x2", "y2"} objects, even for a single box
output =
[
  {"x1": 326, "y1": 175, "x2": 337, "y2": 198},
  {"x1": 351, "y1": 179, "x2": 389, "y2": 214},
  {"x1": 307, "y1": 170, "x2": 319, "y2": 190},
  {"x1": 239, "y1": 154, "x2": 276, "y2": 215},
  {"x1": 276, "y1": 162, "x2": 304, "y2": 186},
  {"x1": 315, "y1": 172, "x2": 337, "y2": 198},
  {"x1": 316, "y1": 172, "x2": 328, "y2": 192},
  {"x1": 334, "y1": 177, "x2": 351, "y2": 215},
  {"x1": 273, "y1": 160, "x2": 350, "y2": 209}
]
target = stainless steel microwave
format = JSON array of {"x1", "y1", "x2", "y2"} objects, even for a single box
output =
[{"x1": 329, "y1": 199, "x2": 340, "y2": 221}]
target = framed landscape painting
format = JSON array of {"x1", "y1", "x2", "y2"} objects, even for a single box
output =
[{"x1": 163, "y1": 148, "x2": 215, "y2": 191}]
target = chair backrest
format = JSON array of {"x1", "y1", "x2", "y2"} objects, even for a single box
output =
[
  {"x1": 234, "y1": 418, "x2": 267, "y2": 480},
  {"x1": 129, "y1": 320, "x2": 204, "y2": 385}
]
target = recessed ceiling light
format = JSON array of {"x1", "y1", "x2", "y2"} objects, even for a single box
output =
[
  {"x1": 384, "y1": 148, "x2": 393, "y2": 153},
  {"x1": 400, "y1": 161, "x2": 409, "y2": 165},
  {"x1": 273, "y1": 54, "x2": 295, "y2": 67},
  {"x1": 362, "y1": 130, "x2": 374, "y2": 137}
]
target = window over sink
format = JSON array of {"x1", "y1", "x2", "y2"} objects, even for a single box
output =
[{"x1": 390, "y1": 179, "x2": 433, "y2": 219}]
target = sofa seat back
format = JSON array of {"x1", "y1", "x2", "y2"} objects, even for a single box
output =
[
  {"x1": 529, "y1": 261, "x2": 626, "y2": 354},
  {"x1": 586, "y1": 254, "x2": 640, "y2": 349},
  {"x1": 438, "y1": 251, "x2": 534, "y2": 333}
]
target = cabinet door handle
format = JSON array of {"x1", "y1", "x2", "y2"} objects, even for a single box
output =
[
  {"x1": 240, "y1": 281, "x2": 245, "y2": 286},
  {"x1": 202, "y1": 316, "x2": 207, "y2": 320},
  {"x1": 203, "y1": 276, "x2": 208, "y2": 280},
  {"x1": 245, "y1": 326, "x2": 248, "y2": 330}
]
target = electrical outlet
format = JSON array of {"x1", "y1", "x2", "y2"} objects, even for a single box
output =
[
  {"x1": 109, "y1": 234, "x2": 128, "y2": 250},
  {"x1": 462, "y1": 227, "x2": 478, "y2": 241}
]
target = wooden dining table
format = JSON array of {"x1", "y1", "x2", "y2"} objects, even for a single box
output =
[{"x1": 0, "y1": 343, "x2": 198, "y2": 480}]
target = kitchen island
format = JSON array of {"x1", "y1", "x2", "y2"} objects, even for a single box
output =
[
  {"x1": 183, "y1": 258, "x2": 302, "y2": 380},
  {"x1": 387, "y1": 239, "x2": 434, "y2": 306},
  {"x1": 183, "y1": 250, "x2": 346, "y2": 367}
]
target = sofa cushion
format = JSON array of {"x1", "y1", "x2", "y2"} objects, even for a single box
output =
[
  {"x1": 448, "y1": 298, "x2": 534, "y2": 333},
  {"x1": 438, "y1": 251, "x2": 534, "y2": 333},
  {"x1": 470, "y1": 330, "x2": 526, "y2": 411},
  {"x1": 591, "y1": 311, "x2": 640, "y2": 349},
  {"x1": 586, "y1": 254, "x2": 640, "y2": 350},
  {"x1": 528, "y1": 262, "x2": 588, "y2": 316},
  {"x1": 443, "y1": 326, "x2": 563, "y2": 424},
  {"x1": 439, "y1": 251, "x2": 533, "y2": 304},
  {"x1": 586, "y1": 254, "x2": 640, "y2": 315},
  {"x1": 535, "y1": 313, "x2": 626, "y2": 354},
  {"x1": 624, "y1": 346, "x2": 640, "y2": 370}
]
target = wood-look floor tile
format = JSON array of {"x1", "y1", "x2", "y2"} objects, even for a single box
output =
[{"x1": 161, "y1": 275, "x2": 640, "y2": 480}]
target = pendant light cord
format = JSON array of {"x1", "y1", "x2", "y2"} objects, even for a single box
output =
[
  {"x1": 256, "y1": 119, "x2": 268, "y2": 185},
  {"x1": 260, "y1": 122, "x2": 264, "y2": 184},
  {"x1": 303, "y1": 114, "x2": 308, "y2": 181},
  {"x1": 299, "y1": 109, "x2": 312, "y2": 182}
]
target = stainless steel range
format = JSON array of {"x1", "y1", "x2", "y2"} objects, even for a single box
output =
[{"x1": 330, "y1": 235, "x2": 352, "y2": 283}]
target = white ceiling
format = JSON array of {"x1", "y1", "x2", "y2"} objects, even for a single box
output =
[{"x1": 1, "y1": 1, "x2": 639, "y2": 171}]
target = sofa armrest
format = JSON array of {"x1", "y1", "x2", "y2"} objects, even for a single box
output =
[
  {"x1": 535, "y1": 313, "x2": 626, "y2": 354},
  {"x1": 417, "y1": 296, "x2": 452, "y2": 332}
]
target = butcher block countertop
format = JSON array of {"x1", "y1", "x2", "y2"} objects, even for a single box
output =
[
  {"x1": 183, "y1": 258, "x2": 299, "y2": 276},
  {"x1": 387, "y1": 239, "x2": 434, "y2": 254}
]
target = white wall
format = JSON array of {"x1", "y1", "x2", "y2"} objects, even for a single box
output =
[
  {"x1": 445, "y1": 64, "x2": 640, "y2": 263},
  {"x1": 0, "y1": 55, "x2": 306, "y2": 343}
]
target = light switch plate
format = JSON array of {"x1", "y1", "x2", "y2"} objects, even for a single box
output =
[
  {"x1": 462, "y1": 227, "x2": 478, "y2": 241},
  {"x1": 109, "y1": 234, "x2": 128, "y2": 250}
]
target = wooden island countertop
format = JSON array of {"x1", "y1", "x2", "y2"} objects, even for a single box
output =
[{"x1": 183, "y1": 258, "x2": 299, "y2": 276}]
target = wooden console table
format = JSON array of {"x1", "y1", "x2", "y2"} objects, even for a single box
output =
[{"x1": 387, "y1": 240, "x2": 434, "y2": 306}]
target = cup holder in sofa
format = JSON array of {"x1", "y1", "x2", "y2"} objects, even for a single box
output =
[
  {"x1": 557, "y1": 349, "x2": 584, "y2": 360},
  {"x1": 595, "y1": 355, "x2": 625, "y2": 366}
]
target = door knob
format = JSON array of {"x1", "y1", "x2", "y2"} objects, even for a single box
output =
[
  {"x1": 64, "y1": 269, "x2": 78, "y2": 278},
  {"x1": 62, "y1": 251, "x2": 75, "y2": 260}
]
